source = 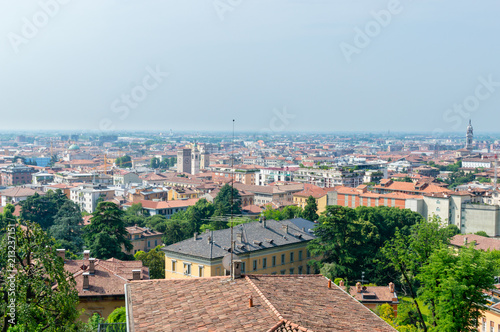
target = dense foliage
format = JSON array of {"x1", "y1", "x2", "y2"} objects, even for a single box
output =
[
  {"x1": 0, "y1": 222, "x2": 80, "y2": 331},
  {"x1": 134, "y1": 246, "x2": 165, "y2": 279},
  {"x1": 83, "y1": 202, "x2": 132, "y2": 260},
  {"x1": 20, "y1": 190, "x2": 69, "y2": 230},
  {"x1": 308, "y1": 205, "x2": 424, "y2": 285}
]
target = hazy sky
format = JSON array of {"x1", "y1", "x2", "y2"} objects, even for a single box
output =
[{"x1": 1, "y1": 0, "x2": 499, "y2": 134}]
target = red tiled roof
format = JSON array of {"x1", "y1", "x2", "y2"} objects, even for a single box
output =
[
  {"x1": 64, "y1": 257, "x2": 148, "y2": 297},
  {"x1": 126, "y1": 275, "x2": 394, "y2": 332},
  {"x1": 123, "y1": 198, "x2": 199, "y2": 210},
  {"x1": 450, "y1": 234, "x2": 500, "y2": 251}
]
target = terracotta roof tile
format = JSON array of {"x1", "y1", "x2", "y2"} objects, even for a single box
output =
[{"x1": 126, "y1": 275, "x2": 395, "y2": 331}]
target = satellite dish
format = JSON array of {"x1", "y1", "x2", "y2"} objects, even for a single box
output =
[{"x1": 222, "y1": 253, "x2": 239, "y2": 271}]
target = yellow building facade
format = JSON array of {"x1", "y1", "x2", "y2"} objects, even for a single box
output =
[
  {"x1": 293, "y1": 193, "x2": 328, "y2": 215},
  {"x1": 163, "y1": 218, "x2": 318, "y2": 279}
]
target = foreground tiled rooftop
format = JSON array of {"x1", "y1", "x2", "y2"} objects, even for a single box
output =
[{"x1": 125, "y1": 274, "x2": 395, "y2": 332}]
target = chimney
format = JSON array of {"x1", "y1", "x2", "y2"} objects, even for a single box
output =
[
  {"x1": 232, "y1": 260, "x2": 242, "y2": 279},
  {"x1": 389, "y1": 282, "x2": 395, "y2": 293},
  {"x1": 283, "y1": 225, "x2": 288, "y2": 234},
  {"x1": 132, "y1": 269, "x2": 141, "y2": 281},
  {"x1": 339, "y1": 279, "x2": 345, "y2": 287},
  {"x1": 207, "y1": 235, "x2": 212, "y2": 244},
  {"x1": 356, "y1": 282, "x2": 362, "y2": 293},
  {"x1": 89, "y1": 258, "x2": 95, "y2": 275},
  {"x1": 248, "y1": 295, "x2": 253, "y2": 308},
  {"x1": 83, "y1": 272, "x2": 90, "y2": 290},
  {"x1": 328, "y1": 280, "x2": 332, "y2": 288},
  {"x1": 464, "y1": 236, "x2": 468, "y2": 245},
  {"x1": 193, "y1": 232, "x2": 198, "y2": 241},
  {"x1": 236, "y1": 232, "x2": 243, "y2": 243},
  {"x1": 56, "y1": 249, "x2": 65, "y2": 260},
  {"x1": 262, "y1": 219, "x2": 266, "y2": 228},
  {"x1": 83, "y1": 250, "x2": 90, "y2": 260}
]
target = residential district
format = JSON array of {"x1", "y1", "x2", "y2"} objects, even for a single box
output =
[{"x1": 2, "y1": 123, "x2": 500, "y2": 331}]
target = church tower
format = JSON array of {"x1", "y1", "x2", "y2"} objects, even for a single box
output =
[
  {"x1": 191, "y1": 143, "x2": 200, "y2": 175},
  {"x1": 465, "y1": 120, "x2": 473, "y2": 151}
]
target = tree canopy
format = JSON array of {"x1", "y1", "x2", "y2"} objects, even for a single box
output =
[
  {"x1": 0, "y1": 222, "x2": 80, "y2": 331},
  {"x1": 302, "y1": 196, "x2": 318, "y2": 221},
  {"x1": 20, "y1": 190, "x2": 69, "y2": 230},
  {"x1": 83, "y1": 202, "x2": 132, "y2": 260}
]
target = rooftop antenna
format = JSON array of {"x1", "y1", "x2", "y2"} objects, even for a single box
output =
[
  {"x1": 495, "y1": 154, "x2": 498, "y2": 192},
  {"x1": 230, "y1": 119, "x2": 235, "y2": 280}
]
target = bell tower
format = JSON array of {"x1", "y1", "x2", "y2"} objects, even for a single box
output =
[{"x1": 465, "y1": 120, "x2": 473, "y2": 151}]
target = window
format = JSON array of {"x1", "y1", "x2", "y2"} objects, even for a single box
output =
[
  {"x1": 253, "y1": 260, "x2": 257, "y2": 271},
  {"x1": 289, "y1": 268, "x2": 294, "y2": 274},
  {"x1": 241, "y1": 262, "x2": 246, "y2": 273},
  {"x1": 155, "y1": 239, "x2": 158, "y2": 246},
  {"x1": 307, "y1": 265, "x2": 310, "y2": 274},
  {"x1": 171, "y1": 260, "x2": 176, "y2": 272},
  {"x1": 272, "y1": 256, "x2": 276, "y2": 267},
  {"x1": 307, "y1": 250, "x2": 311, "y2": 258},
  {"x1": 482, "y1": 318, "x2": 486, "y2": 332},
  {"x1": 199, "y1": 266, "x2": 203, "y2": 277},
  {"x1": 183, "y1": 263, "x2": 191, "y2": 276},
  {"x1": 290, "y1": 252, "x2": 294, "y2": 262},
  {"x1": 436, "y1": 207, "x2": 440, "y2": 212},
  {"x1": 281, "y1": 254, "x2": 285, "y2": 265},
  {"x1": 262, "y1": 258, "x2": 267, "y2": 269},
  {"x1": 148, "y1": 241, "x2": 151, "y2": 247},
  {"x1": 298, "y1": 250, "x2": 303, "y2": 261},
  {"x1": 298, "y1": 266, "x2": 303, "y2": 274},
  {"x1": 280, "y1": 270, "x2": 286, "y2": 275}
]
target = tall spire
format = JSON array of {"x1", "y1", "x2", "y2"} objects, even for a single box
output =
[{"x1": 465, "y1": 120, "x2": 473, "y2": 151}]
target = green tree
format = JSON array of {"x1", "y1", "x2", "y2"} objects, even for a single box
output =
[
  {"x1": 262, "y1": 206, "x2": 282, "y2": 221},
  {"x1": 0, "y1": 204, "x2": 16, "y2": 234},
  {"x1": 134, "y1": 246, "x2": 165, "y2": 279},
  {"x1": 418, "y1": 246, "x2": 497, "y2": 332},
  {"x1": 308, "y1": 205, "x2": 379, "y2": 281},
  {"x1": 49, "y1": 201, "x2": 84, "y2": 254},
  {"x1": 20, "y1": 190, "x2": 68, "y2": 230},
  {"x1": 302, "y1": 196, "x2": 318, "y2": 221},
  {"x1": 0, "y1": 222, "x2": 80, "y2": 331},
  {"x1": 161, "y1": 219, "x2": 190, "y2": 245},
  {"x1": 81, "y1": 313, "x2": 104, "y2": 332},
  {"x1": 123, "y1": 203, "x2": 147, "y2": 227},
  {"x1": 474, "y1": 230, "x2": 489, "y2": 237},
  {"x1": 381, "y1": 217, "x2": 455, "y2": 332},
  {"x1": 105, "y1": 307, "x2": 126, "y2": 323},
  {"x1": 83, "y1": 202, "x2": 132, "y2": 260},
  {"x1": 213, "y1": 184, "x2": 242, "y2": 216},
  {"x1": 281, "y1": 205, "x2": 303, "y2": 220},
  {"x1": 150, "y1": 157, "x2": 160, "y2": 169},
  {"x1": 115, "y1": 155, "x2": 132, "y2": 168}
]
